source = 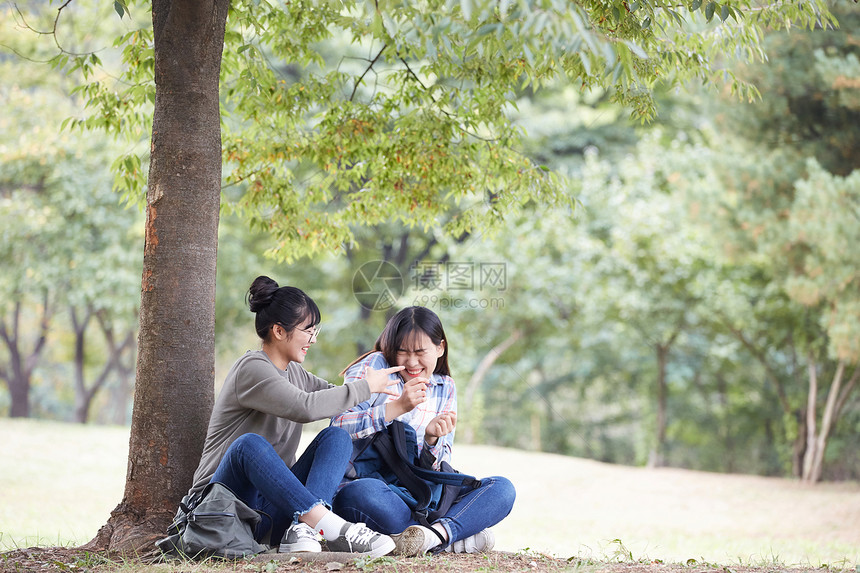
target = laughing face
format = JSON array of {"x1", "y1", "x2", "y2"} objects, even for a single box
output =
[
  {"x1": 285, "y1": 321, "x2": 319, "y2": 364},
  {"x1": 266, "y1": 318, "x2": 319, "y2": 369},
  {"x1": 394, "y1": 331, "x2": 445, "y2": 382}
]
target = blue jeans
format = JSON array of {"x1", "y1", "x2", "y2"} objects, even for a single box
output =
[
  {"x1": 210, "y1": 427, "x2": 352, "y2": 543},
  {"x1": 332, "y1": 475, "x2": 515, "y2": 545}
]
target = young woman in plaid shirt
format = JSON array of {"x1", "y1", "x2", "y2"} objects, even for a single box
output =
[{"x1": 331, "y1": 306, "x2": 516, "y2": 556}]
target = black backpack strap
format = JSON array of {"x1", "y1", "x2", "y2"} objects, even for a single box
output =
[
  {"x1": 387, "y1": 421, "x2": 483, "y2": 527},
  {"x1": 370, "y1": 420, "x2": 484, "y2": 541},
  {"x1": 373, "y1": 429, "x2": 433, "y2": 512},
  {"x1": 389, "y1": 421, "x2": 480, "y2": 486}
]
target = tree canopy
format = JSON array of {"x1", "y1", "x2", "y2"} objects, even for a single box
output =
[
  {"x1": 66, "y1": 0, "x2": 837, "y2": 260},
  {"x1": 2, "y1": 0, "x2": 852, "y2": 552}
]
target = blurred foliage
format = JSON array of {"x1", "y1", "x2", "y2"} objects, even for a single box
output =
[{"x1": 0, "y1": 0, "x2": 857, "y2": 480}]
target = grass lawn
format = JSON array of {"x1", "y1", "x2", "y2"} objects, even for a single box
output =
[{"x1": 1, "y1": 418, "x2": 858, "y2": 569}]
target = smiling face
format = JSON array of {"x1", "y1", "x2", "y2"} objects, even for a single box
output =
[
  {"x1": 285, "y1": 319, "x2": 319, "y2": 364},
  {"x1": 394, "y1": 331, "x2": 445, "y2": 382},
  {"x1": 266, "y1": 317, "x2": 319, "y2": 369}
]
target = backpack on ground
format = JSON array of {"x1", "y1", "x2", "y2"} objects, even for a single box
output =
[
  {"x1": 347, "y1": 420, "x2": 482, "y2": 530},
  {"x1": 155, "y1": 481, "x2": 269, "y2": 559}
]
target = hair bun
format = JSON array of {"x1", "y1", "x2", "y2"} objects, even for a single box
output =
[{"x1": 247, "y1": 275, "x2": 279, "y2": 313}]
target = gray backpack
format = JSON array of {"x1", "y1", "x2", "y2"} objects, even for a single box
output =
[{"x1": 156, "y1": 482, "x2": 269, "y2": 559}]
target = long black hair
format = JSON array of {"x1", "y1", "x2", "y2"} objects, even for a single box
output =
[{"x1": 246, "y1": 276, "x2": 320, "y2": 341}]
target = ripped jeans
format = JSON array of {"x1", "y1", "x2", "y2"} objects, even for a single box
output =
[{"x1": 210, "y1": 426, "x2": 352, "y2": 544}]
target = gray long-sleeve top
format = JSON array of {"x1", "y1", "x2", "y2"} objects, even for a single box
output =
[{"x1": 189, "y1": 350, "x2": 371, "y2": 495}]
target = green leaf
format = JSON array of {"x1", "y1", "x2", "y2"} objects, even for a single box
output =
[
  {"x1": 460, "y1": 0, "x2": 473, "y2": 20},
  {"x1": 113, "y1": 0, "x2": 126, "y2": 19},
  {"x1": 720, "y1": 5, "x2": 729, "y2": 22},
  {"x1": 477, "y1": 23, "x2": 497, "y2": 36},
  {"x1": 624, "y1": 40, "x2": 648, "y2": 59},
  {"x1": 705, "y1": 1, "x2": 716, "y2": 21},
  {"x1": 691, "y1": 0, "x2": 702, "y2": 11},
  {"x1": 641, "y1": 16, "x2": 651, "y2": 29}
]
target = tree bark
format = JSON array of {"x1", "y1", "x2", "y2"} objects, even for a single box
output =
[{"x1": 84, "y1": 0, "x2": 229, "y2": 552}]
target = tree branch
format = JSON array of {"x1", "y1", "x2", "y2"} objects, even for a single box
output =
[
  {"x1": 464, "y1": 329, "x2": 523, "y2": 409},
  {"x1": 25, "y1": 294, "x2": 51, "y2": 378},
  {"x1": 721, "y1": 319, "x2": 792, "y2": 414},
  {"x1": 350, "y1": 45, "x2": 387, "y2": 102},
  {"x1": 834, "y1": 364, "x2": 859, "y2": 420},
  {"x1": 12, "y1": 0, "x2": 78, "y2": 54}
]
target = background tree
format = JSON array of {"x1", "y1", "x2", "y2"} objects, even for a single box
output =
[
  {"x1": 5, "y1": 0, "x2": 841, "y2": 550},
  {"x1": 693, "y1": 3, "x2": 860, "y2": 482}
]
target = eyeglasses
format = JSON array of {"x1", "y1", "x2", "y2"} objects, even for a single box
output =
[
  {"x1": 298, "y1": 324, "x2": 321, "y2": 340},
  {"x1": 275, "y1": 323, "x2": 321, "y2": 340}
]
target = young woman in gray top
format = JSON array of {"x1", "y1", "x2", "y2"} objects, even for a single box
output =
[{"x1": 187, "y1": 276, "x2": 401, "y2": 557}]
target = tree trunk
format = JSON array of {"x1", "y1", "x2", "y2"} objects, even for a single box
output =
[
  {"x1": 84, "y1": 0, "x2": 229, "y2": 552},
  {"x1": 648, "y1": 343, "x2": 670, "y2": 468},
  {"x1": 0, "y1": 298, "x2": 51, "y2": 418},
  {"x1": 791, "y1": 409, "x2": 807, "y2": 478},
  {"x1": 802, "y1": 360, "x2": 858, "y2": 483},
  {"x1": 71, "y1": 306, "x2": 130, "y2": 424},
  {"x1": 801, "y1": 357, "x2": 819, "y2": 481},
  {"x1": 105, "y1": 328, "x2": 136, "y2": 426}
]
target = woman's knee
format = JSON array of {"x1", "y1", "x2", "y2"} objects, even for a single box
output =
[
  {"x1": 229, "y1": 433, "x2": 271, "y2": 456},
  {"x1": 333, "y1": 479, "x2": 410, "y2": 533},
  {"x1": 316, "y1": 426, "x2": 352, "y2": 452},
  {"x1": 333, "y1": 478, "x2": 387, "y2": 508},
  {"x1": 487, "y1": 476, "x2": 516, "y2": 510}
]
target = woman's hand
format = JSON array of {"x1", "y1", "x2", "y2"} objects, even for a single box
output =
[
  {"x1": 384, "y1": 376, "x2": 429, "y2": 421},
  {"x1": 424, "y1": 411, "x2": 457, "y2": 446},
  {"x1": 364, "y1": 365, "x2": 404, "y2": 395}
]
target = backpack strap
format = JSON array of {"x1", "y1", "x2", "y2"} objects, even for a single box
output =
[
  {"x1": 373, "y1": 429, "x2": 433, "y2": 512},
  {"x1": 389, "y1": 421, "x2": 481, "y2": 488},
  {"x1": 386, "y1": 421, "x2": 482, "y2": 531}
]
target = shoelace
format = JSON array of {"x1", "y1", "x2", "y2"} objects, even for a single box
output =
[
  {"x1": 293, "y1": 524, "x2": 318, "y2": 540},
  {"x1": 345, "y1": 523, "x2": 376, "y2": 546}
]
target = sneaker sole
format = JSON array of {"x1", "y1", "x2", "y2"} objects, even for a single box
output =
[
  {"x1": 364, "y1": 536, "x2": 396, "y2": 558},
  {"x1": 393, "y1": 526, "x2": 428, "y2": 557},
  {"x1": 278, "y1": 540, "x2": 322, "y2": 553},
  {"x1": 448, "y1": 529, "x2": 495, "y2": 554},
  {"x1": 325, "y1": 535, "x2": 396, "y2": 557}
]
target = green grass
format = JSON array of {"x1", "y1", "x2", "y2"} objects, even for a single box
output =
[
  {"x1": 1, "y1": 418, "x2": 858, "y2": 569},
  {"x1": 0, "y1": 418, "x2": 128, "y2": 549}
]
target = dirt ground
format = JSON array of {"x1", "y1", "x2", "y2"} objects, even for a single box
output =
[{"x1": 0, "y1": 546, "x2": 852, "y2": 573}]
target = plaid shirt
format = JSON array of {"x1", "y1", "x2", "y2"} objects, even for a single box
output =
[{"x1": 331, "y1": 351, "x2": 457, "y2": 468}]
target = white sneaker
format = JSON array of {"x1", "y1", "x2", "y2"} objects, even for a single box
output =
[
  {"x1": 393, "y1": 525, "x2": 444, "y2": 556},
  {"x1": 279, "y1": 522, "x2": 322, "y2": 553},
  {"x1": 444, "y1": 529, "x2": 495, "y2": 553},
  {"x1": 325, "y1": 522, "x2": 395, "y2": 557}
]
